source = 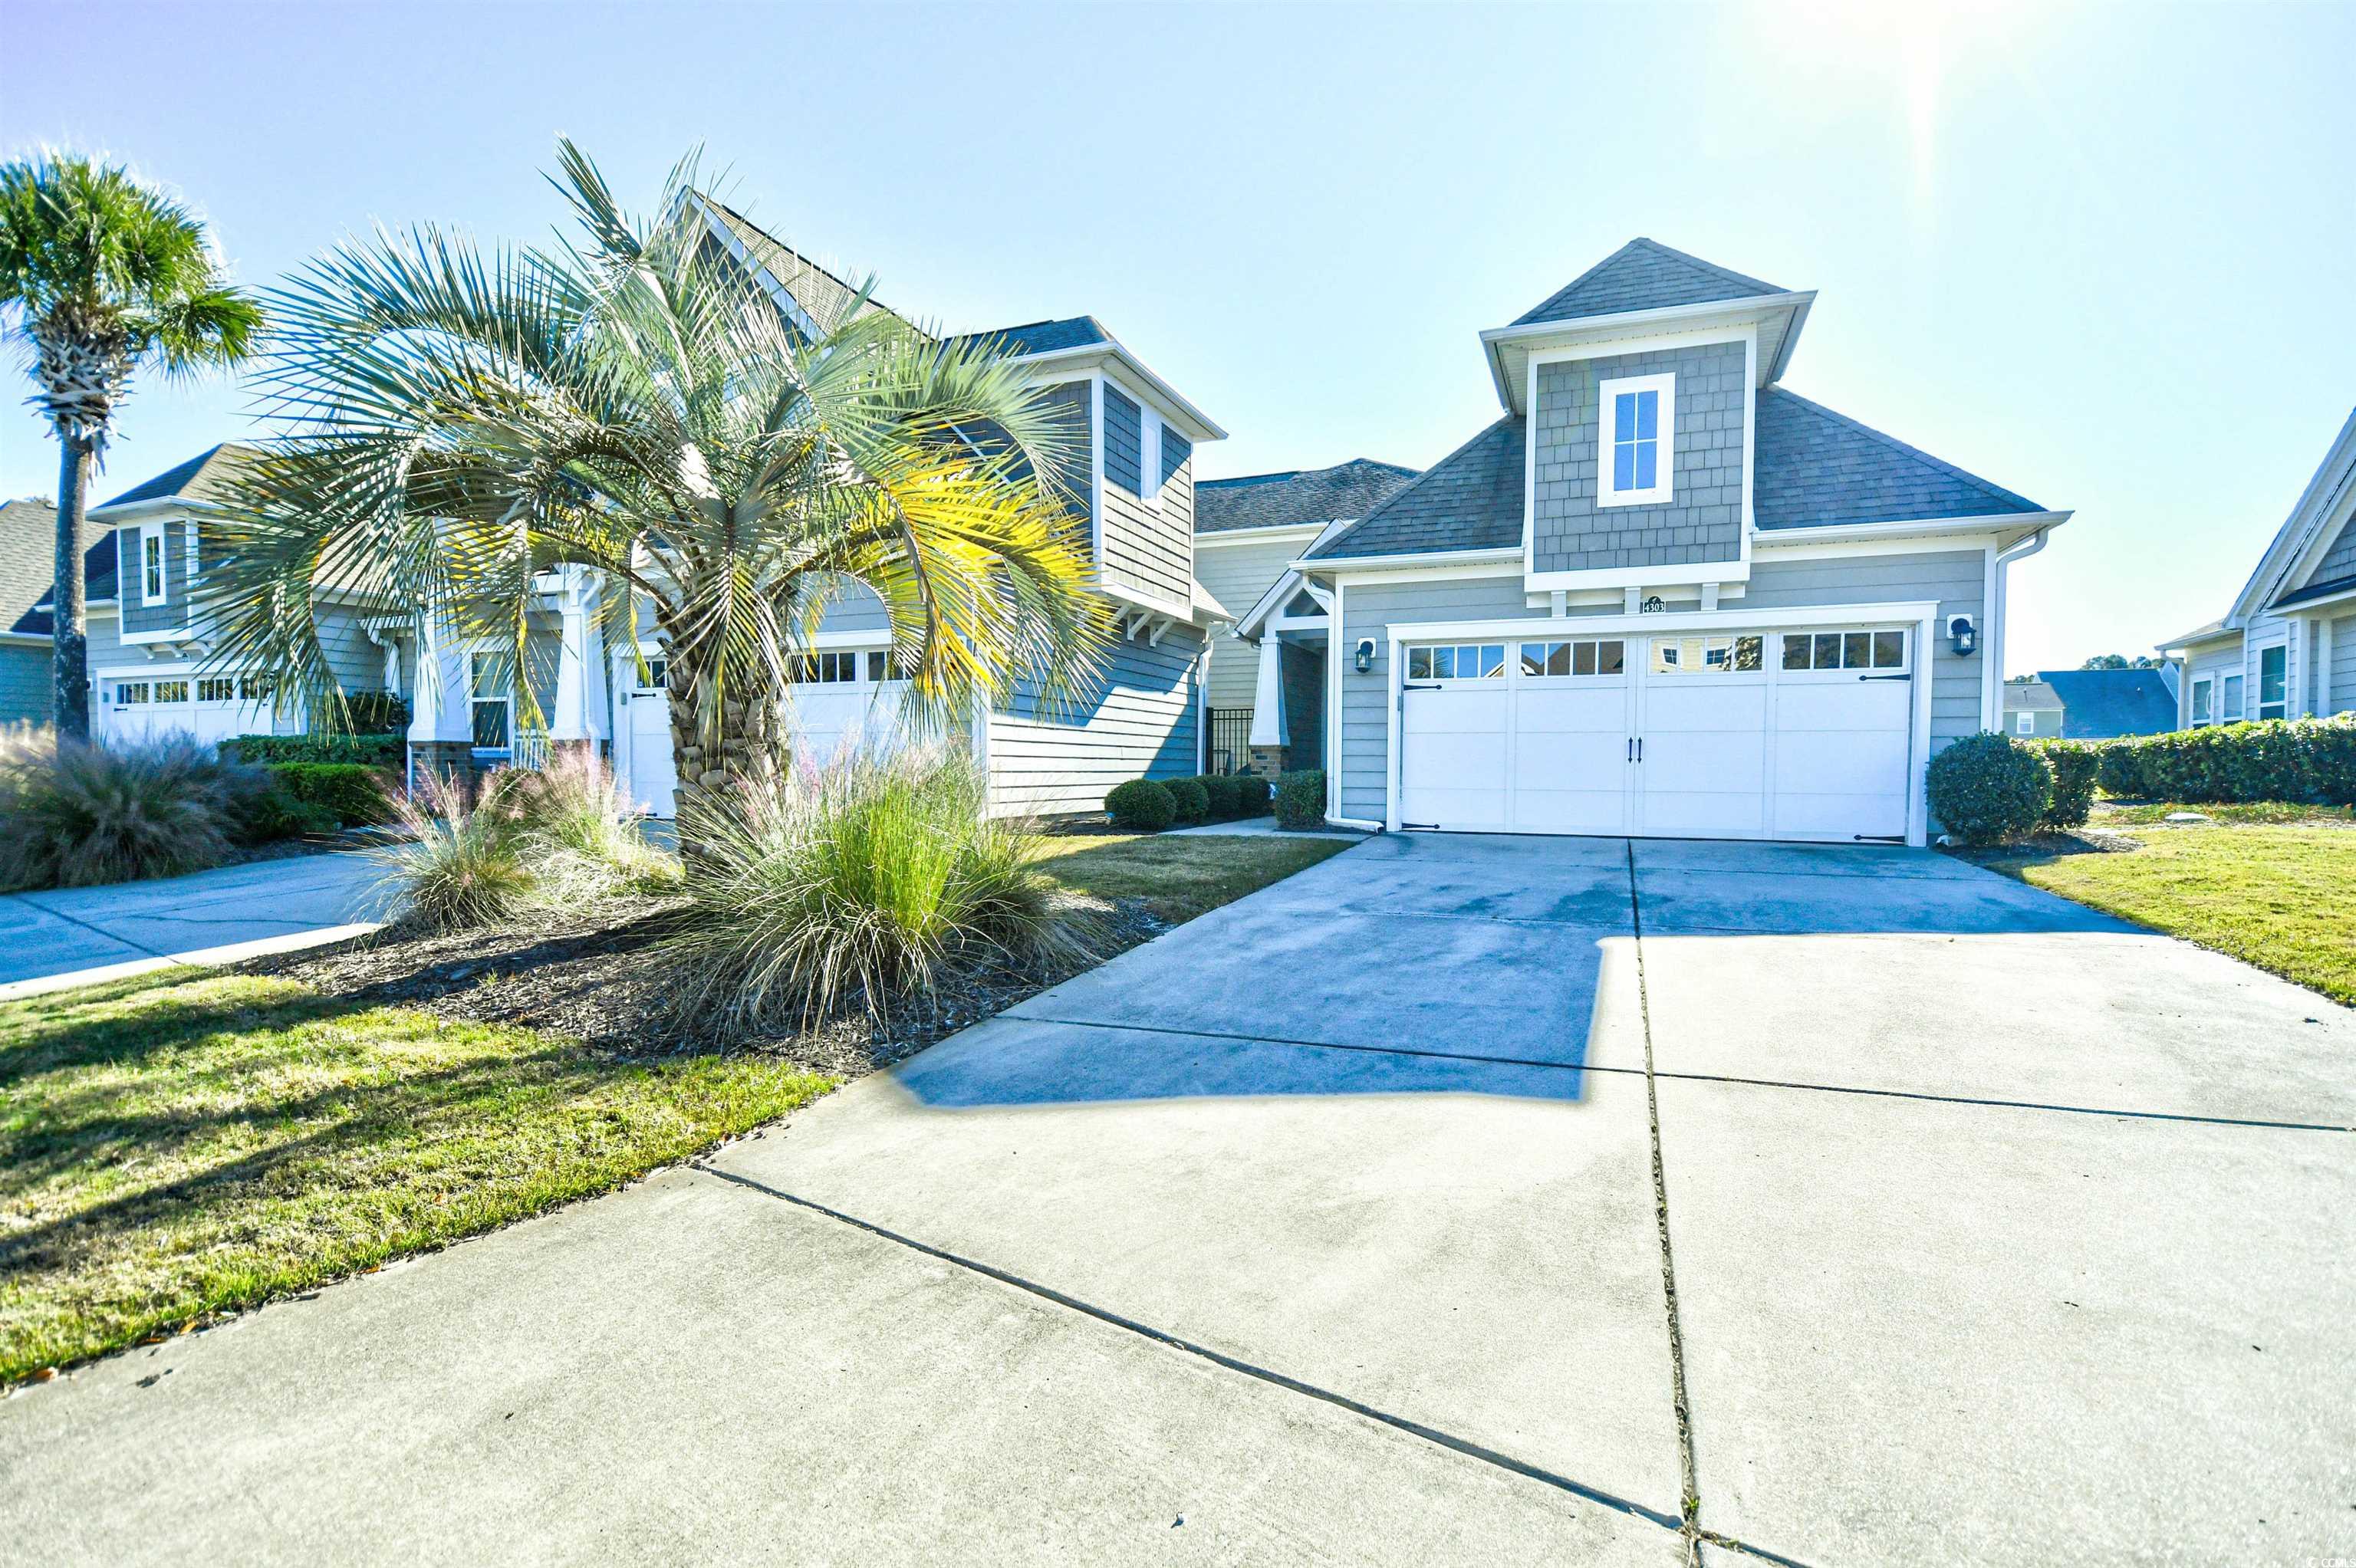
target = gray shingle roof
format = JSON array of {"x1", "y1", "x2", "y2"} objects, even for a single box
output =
[
  {"x1": 11, "y1": 533, "x2": 116, "y2": 636},
  {"x1": 92, "y1": 442, "x2": 256, "y2": 512},
  {"x1": 2273, "y1": 572, "x2": 2356, "y2": 610},
  {"x1": 1, "y1": 496, "x2": 61, "y2": 636},
  {"x1": 952, "y1": 317, "x2": 1108, "y2": 358},
  {"x1": 1513, "y1": 238, "x2": 1785, "y2": 327},
  {"x1": 2038, "y1": 668, "x2": 2180, "y2": 739},
  {"x1": 699, "y1": 199, "x2": 906, "y2": 334},
  {"x1": 1753, "y1": 389, "x2": 2042, "y2": 528},
  {"x1": 1308, "y1": 419, "x2": 1525, "y2": 560},
  {"x1": 2003, "y1": 679, "x2": 2065, "y2": 714},
  {"x1": 1196, "y1": 459, "x2": 1419, "y2": 534}
]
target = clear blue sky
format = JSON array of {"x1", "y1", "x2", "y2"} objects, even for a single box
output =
[{"x1": 5, "y1": 1, "x2": 2351, "y2": 675}]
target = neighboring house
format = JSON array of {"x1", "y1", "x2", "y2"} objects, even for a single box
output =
[
  {"x1": 2004, "y1": 667, "x2": 2180, "y2": 740},
  {"x1": 442, "y1": 198, "x2": 1231, "y2": 818},
  {"x1": 1232, "y1": 237, "x2": 2069, "y2": 845},
  {"x1": 1, "y1": 495, "x2": 64, "y2": 724},
  {"x1": 1192, "y1": 459, "x2": 1417, "y2": 774},
  {"x1": 2002, "y1": 679, "x2": 2065, "y2": 738},
  {"x1": 2160, "y1": 408, "x2": 2356, "y2": 728}
]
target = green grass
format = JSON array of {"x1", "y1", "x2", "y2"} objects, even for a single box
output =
[
  {"x1": 1031, "y1": 831, "x2": 1353, "y2": 924},
  {"x1": 2002, "y1": 823, "x2": 2356, "y2": 1006},
  {"x1": 0, "y1": 974, "x2": 832, "y2": 1383},
  {"x1": 2092, "y1": 800, "x2": 2355, "y2": 827}
]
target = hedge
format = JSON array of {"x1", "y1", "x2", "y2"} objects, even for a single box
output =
[
  {"x1": 2091, "y1": 717, "x2": 2356, "y2": 806},
  {"x1": 1105, "y1": 778, "x2": 1176, "y2": 832},
  {"x1": 265, "y1": 761, "x2": 391, "y2": 827},
  {"x1": 1926, "y1": 732, "x2": 2051, "y2": 846},
  {"x1": 1163, "y1": 776, "x2": 1210, "y2": 826},
  {"x1": 1272, "y1": 769, "x2": 1327, "y2": 831},
  {"x1": 227, "y1": 732, "x2": 404, "y2": 768},
  {"x1": 1188, "y1": 774, "x2": 1246, "y2": 820},
  {"x1": 2029, "y1": 739, "x2": 2100, "y2": 829}
]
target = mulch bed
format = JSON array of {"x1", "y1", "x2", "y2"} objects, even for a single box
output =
[
  {"x1": 242, "y1": 890, "x2": 1169, "y2": 1081},
  {"x1": 1943, "y1": 825, "x2": 2144, "y2": 869}
]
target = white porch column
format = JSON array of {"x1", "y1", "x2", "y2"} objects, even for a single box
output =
[
  {"x1": 1249, "y1": 636, "x2": 1288, "y2": 748},
  {"x1": 2318, "y1": 616, "x2": 2335, "y2": 716},
  {"x1": 407, "y1": 609, "x2": 474, "y2": 747},
  {"x1": 548, "y1": 567, "x2": 609, "y2": 744}
]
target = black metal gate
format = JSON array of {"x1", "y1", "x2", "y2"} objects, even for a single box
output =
[{"x1": 1206, "y1": 707, "x2": 1252, "y2": 774}]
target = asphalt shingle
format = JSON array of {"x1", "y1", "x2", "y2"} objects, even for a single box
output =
[
  {"x1": 950, "y1": 317, "x2": 1110, "y2": 358},
  {"x1": 1752, "y1": 389, "x2": 2042, "y2": 529},
  {"x1": 2038, "y1": 668, "x2": 2181, "y2": 739},
  {"x1": 1512, "y1": 238, "x2": 1785, "y2": 327},
  {"x1": 1196, "y1": 459, "x2": 1419, "y2": 534},
  {"x1": 1308, "y1": 420, "x2": 1525, "y2": 560}
]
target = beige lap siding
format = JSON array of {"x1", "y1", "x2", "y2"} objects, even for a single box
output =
[
  {"x1": 987, "y1": 624, "x2": 1204, "y2": 817},
  {"x1": 1193, "y1": 531, "x2": 1310, "y2": 714}
]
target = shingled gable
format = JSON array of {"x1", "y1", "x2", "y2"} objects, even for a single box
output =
[{"x1": 1511, "y1": 238, "x2": 1785, "y2": 327}]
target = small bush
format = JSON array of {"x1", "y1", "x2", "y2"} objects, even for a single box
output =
[
  {"x1": 1272, "y1": 769, "x2": 1327, "y2": 831},
  {"x1": 267, "y1": 761, "x2": 388, "y2": 827},
  {"x1": 372, "y1": 773, "x2": 534, "y2": 932},
  {"x1": 661, "y1": 751, "x2": 1097, "y2": 1031},
  {"x1": 341, "y1": 689, "x2": 410, "y2": 735},
  {"x1": 1186, "y1": 774, "x2": 1243, "y2": 820},
  {"x1": 0, "y1": 728, "x2": 259, "y2": 890},
  {"x1": 225, "y1": 732, "x2": 404, "y2": 768},
  {"x1": 1234, "y1": 773, "x2": 1272, "y2": 817},
  {"x1": 230, "y1": 784, "x2": 341, "y2": 845},
  {"x1": 490, "y1": 749, "x2": 673, "y2": 895},
  {"x1": 2032, "y1": 740, "x2": 2100, "y2": 830},
  {"x1": 1105, "y1": 777, "x2": 1176, "y2": 832},
  {"x1": 1926, "y1": 732, "x2": 2052, "y2": 846},
  {"x1": 2091, "y1": 716, "x2": 2356, "y2": 806},
  {"x1": 1163, "y1": 776, "x2": 1210, "y2": 826}
]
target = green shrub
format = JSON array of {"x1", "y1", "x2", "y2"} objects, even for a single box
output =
[
  {"x1": 1189, "y1": 774, "x2": 1245, "y2": 820},
  {"x1": 661, "y1": 751, "x2": 1097, "y2": 1031},
  {"x1": 267, "y1": 761, "x2": 388, "y2": 827},
  {"x1": 1105, "y1": 777, "x2": 1176, "y2": 832},
  {"x1": 0, "y1": 728, "x2": 275, "y2": 890},
  {"x1": 2032, "y1": 740, "x2": 2100, "y2": 829},
  {"x1": 1234, "y1": 773, "x2": 1272, "y2": 817},
  {"x1": 372, "y1": 774, "x2": 534, "y2": 932},
  {"x1": 1926, "y1": 732, "x2": 2052, "y2": 846},
  {"x1": 1163, "y1": 776, "x2": 1210, "y2": 826},
  {"x1": 231, "y1": 784, "x2": 341, "y2": 845},
  {"x1": 341, "y1": 689, "x2": 410, "y2": 735},
  {"x1": 1272, "y1": 769, "x2": 1327, "y2": 830},
  {"x1": 226, "y1": 732, "x2": 404, "y2": 768},
  {"x1": 2090, "y1": 717, "x2": 2356, "y2": 806}
]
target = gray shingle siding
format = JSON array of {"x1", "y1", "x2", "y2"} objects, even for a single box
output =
[
  {"x1": 1311, "y1": 421, "x2": 1525, "y2": 560},
  {"x1": 1753, "y1": 389, "x2": 2042, "y2": 528},
  {"x1": 1099, "y1": 414, "x2": 1193, "y2": 610},
  {"x1": 989, "y1": 623, "x2": 1203, "y2": 817},
  {"x1": 1512, "y1": 239, "x2": 1782, "y2": 327},
  {"x1": 117, "y1": 521, "x2": 190, "y2": 636},
  {"x1": 1160, "y1": 429, "x2": 1193, "y2": 489},
  {"x1": 1532, "y1": 343, "x2": 1746, "y2": 574},
  {"x1": 1104, "y1": 383, "x2": 1143, "y2": 495}
]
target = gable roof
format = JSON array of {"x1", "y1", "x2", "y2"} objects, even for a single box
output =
[
  {"x1": 0, "y1": 496, "x2": 61, "y2": 636},
  {"x1": 2038, "y1": 668, "x2": 2180, "y2": 740},
  {"x1": 1512, "y1": 238, "x2": 1785, "y2": 327},
  {"x1": 952, "y1": 317, "x2": 1109, "y2": 358},
  {"x1": 92, "y1": 442, "x2": 258, "y2": 513},
  {"x1": 10, "y1": 532, "x2": 115, "y2": 636},
  {"x1": 695, "y1": 198, "x2": 907, "y2": 336},
  {"x1": 1196, "y1": 459, "x2": 1420, "y2": 534},
  {"x1": 1307, "y1": 419, "x2": 1526, "y2": 560},
  {"x1": 2003, "y1": 680, "x2": 2065, "y2": 713},
  {"x1": 2226, "y1": 406, "x2": 2356, "y2": 626},
  {"x1": 1752, "y1": 389, "x2": 2043, "y2": 529}
]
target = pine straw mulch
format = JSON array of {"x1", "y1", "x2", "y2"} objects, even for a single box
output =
[{"x1": 238, "y1": 890, "x2": 1169, "y2": 1082}]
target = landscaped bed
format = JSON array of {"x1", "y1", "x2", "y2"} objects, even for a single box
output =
[
  {"x1": 1965, "y1": 803, "x2": 2355, "y2": 1006},
  {"x1": 0, "y1": 829, "x2": 1350, "y2": 1385}
]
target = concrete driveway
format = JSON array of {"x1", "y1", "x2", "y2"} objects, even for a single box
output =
[
  {"x1": 0, "y1": 850, "x2": 382, "y2": 993},
  {"x1": 4, "y1": 834, "x2": 2351, "y2": 1565}
]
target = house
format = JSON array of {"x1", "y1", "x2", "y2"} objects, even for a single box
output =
[
  {"x1": 417, "y1": 197, "x2": 1232, "y2": 817},
  {"x1": 9, "y1": 449, "x2": 398, "y2": 746},
  {"x1": 2159, "y1": 408, "x2": 2356, "y2": 728},
  {"x1": 1192, "y1": 459, "x2": 1418, "y2": 774},
  {"x1": 2012, "y1": 666, "x2": 2180, "y2": 739},
  {"x1": 1, "y1": 495, "x2": 63, "y2": 724},
  {"x1": 1231, "y1": 238, "x2": 2071, "y2": 845},
  {"x1": 2002, "y1": 679, "x2": 2065, "y2": 739}
]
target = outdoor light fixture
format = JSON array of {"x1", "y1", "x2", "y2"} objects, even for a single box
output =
[
  {"x1": 1948, "y1": 615, "x2": 1978, "y2": 657},
  {"x1": 1354, "y1": 638, "x2": 1377, "y2": 674}
]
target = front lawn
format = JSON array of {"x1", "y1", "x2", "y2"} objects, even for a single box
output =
[
  {"x1": 1994, "y1": 818, "x2": 2356, "y2": 1006},
  {"x1": 1, "y1": 830, "x2": 1348, "y2": 1382}
]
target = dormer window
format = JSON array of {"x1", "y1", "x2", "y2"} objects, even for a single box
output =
[
  {"x1": 1597, "y1": 372, "x2": 1675, "y2": 508},
  {"x1": 140, "y1": 528, "x2": 166, "y2": 603}
]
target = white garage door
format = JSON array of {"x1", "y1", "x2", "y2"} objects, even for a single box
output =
[
  {"x1": 1397, "y1": 626, "x2": 1913, "y2": 843},
  {"x1": 97, "y1": 669, "x2": 278, "y2": 751},
  {"x1": 615, "y1": 648, "x2": 910, "y2": 819}
]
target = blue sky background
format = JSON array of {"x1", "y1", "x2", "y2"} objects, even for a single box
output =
[{"x1": 4, "y1": 1, "x2": 2351, "y2": 674}]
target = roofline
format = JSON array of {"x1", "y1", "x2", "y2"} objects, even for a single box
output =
[
  {"x1": 2226, "y1": 405, "x2": 2356, "y2": 626},
  {"x1": 1753, "y1": 510, "x2": 2072, "y2": 546},
  {"x1": 2156, "y1": 623, "x2": 2242, "y2": 652},
  {"x1": 1295, "y1": 545, "x2": 1523, "y2": 574},
  {"x1": 2271, "y1": 577, "x2": 2356, "y2": 616},
  {"x1": 0, "y1": 630, "x2": 46, "y2": 646},
  {"x1": 1010, "y1": 341, "x2": 1227, "y2": 443},
  {"x1": 1480, "y1": 291, "x2": 1818, "y2": 411},
  {"x1": 1193, "y1": 520, "x2": 1334, "y2": 546},
  {"x1": 88, "y1": 495, "x2": 229, "y2": 521}
]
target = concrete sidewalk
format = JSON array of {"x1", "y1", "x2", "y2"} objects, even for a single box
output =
[{"x1": 0, "y1": 850, "x2": 383, "y2": 994}]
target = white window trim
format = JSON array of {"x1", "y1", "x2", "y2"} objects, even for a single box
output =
[
  {"x1": 138, "y1": 524, "x2": 166, "y2": 606},
  {"x1": 2015, "y1": 711, "x2": 2036, "y2": 735},
  {"x1": 2220, "y1": 672, "x2": 2246, "y2": 722},
  {"x1": 2254, "y1": 641, "x2": 2289, "y2": 721},
  {"x1": 469, "y1": 649, "x2": 515, "y2": 754},
  {"x1": 1595, "y1": 371, "x2": 1676, "y2": 509},
  {"x1": 2190, "y1": 675, "x2": 2213, "y2": 725}
]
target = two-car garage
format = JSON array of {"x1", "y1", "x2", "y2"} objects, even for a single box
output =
[{"x1": 1393, "y1": 619, "x2": 1923, "y2": 843}]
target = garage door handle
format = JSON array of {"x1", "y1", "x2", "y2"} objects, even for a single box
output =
[
  {"x1": 1627, "y1": 737, "x2": 1642, "y2": 763},
  {"x1": 1859, "y1": 672, "x2": 1910, "y2": 682}
]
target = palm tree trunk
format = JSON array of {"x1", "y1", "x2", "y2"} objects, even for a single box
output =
[
  {"x1": 663, "y1": 640, "x2": 785, "y2": 833},
  {"x1": 52, "y1": 434, "x2": 94, "y2": 743}
]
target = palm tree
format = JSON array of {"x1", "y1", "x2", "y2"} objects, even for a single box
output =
[
  {"x1": 0, "y1": 153, "x2": 262, "y2": 741},
  {"x1": 208, "y1": 142, "x2": 1107, "y2": 844}
]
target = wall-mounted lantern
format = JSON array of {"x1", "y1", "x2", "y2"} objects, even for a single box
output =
[
  {"x1": 1948, "y1": 614, "x2": 1978, "y2": 657},
  {"x1": 1354, "y1": 638, "x2": 1377, "y2": 674}
]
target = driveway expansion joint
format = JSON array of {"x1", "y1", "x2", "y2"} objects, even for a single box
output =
[{"x1": 689, "y1": 1159, "x2": 1692, "y2": 1539}]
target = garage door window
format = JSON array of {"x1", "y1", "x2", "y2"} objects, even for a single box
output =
[
  {"x1": 239, "y1": 675, "x2": 275, "y2": 701},
  {"x1": 788, "y1": 651, "x2": 860, "y2": 684},
  {"x1": 115, "y1": 681, "x2": 150, "y2": 705},
  {"x1": 867, "y1": 650, "x2": 911, "y2": 682},
  {"x1": 1782, "y1": 628, "x2": 1907, "y2": 672},
  {"x1": 1407, "y1": 643, "x2": 1504, "y2": 681},
  {"x1": 1519, "y1": 639, "x2": 1624, "y2": 678},
  {"x1": 1651, "y1": 635, "x2": 1762, "y2": 674},
  {"x1": 152, "y1": 679, "x2": 191, "y2": 704}
]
